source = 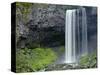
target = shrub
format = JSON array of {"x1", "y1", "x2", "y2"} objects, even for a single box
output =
[
  {"x1": 79, "y1": 51, "x2": 97, "y2": 68},
  {"x1": 16, "y1": 48, "x2": 57, "y2": 72}
]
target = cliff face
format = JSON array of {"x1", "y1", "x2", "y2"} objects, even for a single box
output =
[
  {"x1": 16, "y1": 3, "x2": 66, "y2": 49},
  {"x1": 16, "y1": 2, "x2": 97, "y2": 50}
]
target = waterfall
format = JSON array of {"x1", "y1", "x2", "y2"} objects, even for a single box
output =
[
  {"x1": 81, "y1": 8, "x2": 88, "y2": 56},
  {"x1": 65, "y1": 8, "x2": 88, "y2": 64}
]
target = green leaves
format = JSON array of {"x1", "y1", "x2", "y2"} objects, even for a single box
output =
[
  {"x1": 79, "y1": 55, "x2": 89, "y2": 68},
  {"x1": 16, "y1": 2, "x2": 33, "y2": 24},
  {"x1": 79, "y1": 51, "x2": 97, "y2": 68},
  {"x1": 16, "y1": 48, "x2": 57, "y2": 72}
]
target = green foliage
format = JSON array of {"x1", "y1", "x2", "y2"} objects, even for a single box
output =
[
  {"x1": 16, "y1": 2, "x2": 48, "y2": 24},
  {"x1": 16, "y1": 2, "x2": 32, "y2": 15},
  {"x1": 16, "y1": 48, "x2": 57, "y2": 72},
  {"x1": 89, "y1": 51, "x2": 97, "y2": 68},
  {"x1": 79, "y1": 55, "x2": 89, "y2": 68},
  {"x1": 79, "y1": 51, "x2": 97, "y2": 68},
  {"x1": 16, "y1": 2, "x2": 33, "y2": 23},
  {"x1": 16, "y1": 2, "x2": 33, "y2": 8}
]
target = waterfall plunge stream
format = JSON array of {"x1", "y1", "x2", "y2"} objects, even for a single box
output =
[{"x1": 65, "y1": 8, "x2": 88, "y2": 64}]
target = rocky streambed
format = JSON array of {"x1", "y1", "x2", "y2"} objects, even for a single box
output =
[{"x1": 45, "y1": 64, "x2": 81, "y2": 71}]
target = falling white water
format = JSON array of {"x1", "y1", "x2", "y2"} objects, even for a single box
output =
[
  {"x1": 65, "y1": 10, "x2": 76, "y2": 63},
  {"x1": 81, "y1": 8, "x2": 88, "y2": 56},
  {"x1": 65, "y1": 8, "x2": 88, "y2": 64}
]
